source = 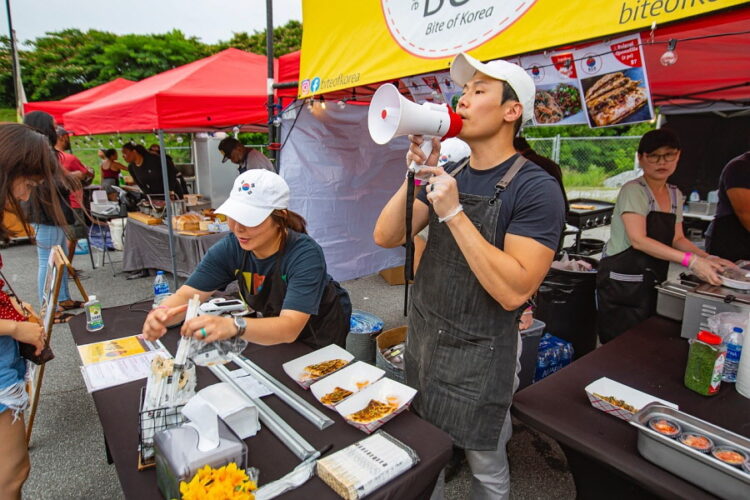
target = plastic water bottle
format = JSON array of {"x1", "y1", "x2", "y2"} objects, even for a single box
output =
[
  {"x1": 84, "y1": 295, "x2": 104, "y2": 332},
  {"x1": 153, "y1": 271, "x2": 171, "y2": 307},
  {"x1": 689, "y1": 190, "x2": 700, "y2": 202},
  {"x1": 722, "y1": 327, "x2": 744, "y2": 383}
]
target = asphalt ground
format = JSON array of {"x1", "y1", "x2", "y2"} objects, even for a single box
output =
[{"x1": 3, "y1": 237, "x2": 577, "y2": 500}]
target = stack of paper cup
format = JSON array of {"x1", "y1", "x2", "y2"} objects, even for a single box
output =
[{"x1": 735, "y1": 312, "x2": 750, "y2": 399}]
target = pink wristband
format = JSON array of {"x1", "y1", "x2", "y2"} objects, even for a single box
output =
[{"x1": 681, "y1": 252, "x2": 693, "y2": 267}]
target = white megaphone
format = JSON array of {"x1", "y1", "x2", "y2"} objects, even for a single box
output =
[{"x1": 368, "y1": 83, "x2": 463, "y2": 175}]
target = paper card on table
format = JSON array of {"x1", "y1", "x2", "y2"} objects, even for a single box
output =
[
  {"x1": 80, "y1": 349, "x2": 167, "y2": 393},
  {"x1": 227, "y1": 368, "x2": 273, "y2": 399},
  {"x1": 77, "y1": 335, "x2": 160, "y2": 366}
]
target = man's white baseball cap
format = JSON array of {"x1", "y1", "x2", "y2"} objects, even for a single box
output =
[
  {"x1": 216, "y1": 169, "x2": 290, "y2": 227},
  {"x1": 450, "y1": 52, "x2": 536, "y2": 123}
]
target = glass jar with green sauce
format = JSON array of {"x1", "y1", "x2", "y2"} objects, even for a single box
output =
[{"x1": 684, "y1": 330, "x2": 725, "y2": 396}]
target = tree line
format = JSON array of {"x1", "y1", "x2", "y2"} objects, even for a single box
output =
[{"x1": 0, "y1": 21, "x2": 302, "y2": 107}]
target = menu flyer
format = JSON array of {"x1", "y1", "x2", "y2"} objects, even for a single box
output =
[
  {"x1": 521, "y1": 52, "x2": 586, "y2": 126},
  {"x1": 78, "y1": 335, "x2": 168, "y2": 392},
  {"x1": 575, "y1": 35, "x2": 654, "y2": 128}
]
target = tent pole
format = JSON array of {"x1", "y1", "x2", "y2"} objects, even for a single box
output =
[
  {"x1": 266, "y1": 0, "x2": 277, "y2": 168},
  {"x1": 157, "y1": 130, "x2": 179, "y2": 291}
]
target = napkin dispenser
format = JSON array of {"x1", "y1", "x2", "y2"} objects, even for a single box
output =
[{"x1": 154, "y1": 418, "x2": 247, "y2": 500}]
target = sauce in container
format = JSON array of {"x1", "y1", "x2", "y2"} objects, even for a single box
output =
[
  {"x1": 678, "y1": 432, "x2": 714, "y2": 453},
  {"x1": 648, "y1": 417, "x2": 681, "y2": 438},
  {"x1": 684, "y1": 331, "x2": 725, "y2": 396},
  {"x1": 711, "y1": 447, "x2": 748, "y2": 467}
]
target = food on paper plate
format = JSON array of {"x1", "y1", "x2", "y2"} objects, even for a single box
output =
[
  {"x1": 303, "y1": 358, "x2": 349, "y2": 379},
  {"x1": 585, "y1": 72, "x2": 648, "y2": 127},
  {"x1": 711, "y1": 447, "x2": 747, "y2": 466},
  {"x1": 348, "y1": 397, "x2": 400, "y2": 424},
  {"x1": 593, "y1": 393, "x2": 637, "y2": 413},
  {"x1": 320, "y1": 386, "x2": 354, "y2": 406},
  {"x1": 679, "y1": 432, "x2": 713, "y2": 453}
]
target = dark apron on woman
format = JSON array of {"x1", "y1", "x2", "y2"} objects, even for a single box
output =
[
  {"x1": 406, "y1": 155, "x2": 526, "y2": 451},
  {"x1": 707, "y1": 214, "x2": 750, "y2": 262},
  {"x1": 596, "y1": 180, "x2": 677, "y2": 344},
  {"x1": 235, "y1": 247, "x2": 350, "y2": 349}
]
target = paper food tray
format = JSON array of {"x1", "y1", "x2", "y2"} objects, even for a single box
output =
[
  {"x1": 282, "y1": 344, "x2": 354, "y2": 389},
  {"x1": 335, "y1": 378, "x2": 417, "y2": 433},
  {"x1": 310, "y1": 361, "x2": 385, "y2": 409},
  {"x1": 584, "y1": 377, "x2": 678, "y2": 421}
]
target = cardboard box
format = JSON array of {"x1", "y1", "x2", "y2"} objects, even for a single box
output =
[{"x1": 379, "y1": 266, "x2": 413, "y2": 286}]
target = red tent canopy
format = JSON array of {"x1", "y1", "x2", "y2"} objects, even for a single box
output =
[
  {"x1": 277, "y1": 51, "x2": 300, "y2": 100},
  {"x1": 23, "y1": 78, "x2": 135, "y2": 126},
  {"x1": 64, "y1": 49, "x2": 277, "y2": 134},
  {"x1": 644, "y1": 5, "x2": 750, "y2": 107}
]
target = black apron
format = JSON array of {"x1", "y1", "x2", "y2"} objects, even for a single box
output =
[
  {"x1": 596, "y1": 180, "x2": 677, "y2": 344},
  {"x1": 707, "y1": 214, "x2": 750, "y2": 262},
  {"x1": 406, "y1": 155, "x2": 526, "y2": 451},
  {"x1": 235, "y1": 240, "x2": 350, "y2": 349}
]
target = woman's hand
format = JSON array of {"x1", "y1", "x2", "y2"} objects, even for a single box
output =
[
  {"x1": 181, "y1": 315, "x2": 237, "y2": 343},
  {"x1": 690, "y1": 256, "x2": 726, "y2": 286},
  {"x1": 12, "y1": 321, "x2": 45, "y2": 355},
  {"x1": 706, "y1": 255, "x2": 737, "y2": 269},
  {"x1": 142, "y1": 304, "x2": 188, "y2": 341}
]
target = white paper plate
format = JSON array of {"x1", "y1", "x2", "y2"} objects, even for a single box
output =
[
  {"x1": 584, "y1": 377, "x2": 678, "y2": 421},
  {"x1": 335, "y1": 377, "x2": 417, "y2": 433},
  {"x1": 282, "y1": 344, "x2": 354, "y2": 389},
  {"x1": 310, "y1": 361, "x2": 385, "y2": 409}
]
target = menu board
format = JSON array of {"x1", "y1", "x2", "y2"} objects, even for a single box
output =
[
  {"x1": 521, "y1": 52, "x2": 586, "y2": 126},
  {"x1": 575, "y1": 35, "x2": 654, "y2": 128}
]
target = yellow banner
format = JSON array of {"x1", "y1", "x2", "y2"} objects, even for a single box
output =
[{"x1": 299, "y1": 0, "x2": 747, "y2": 97}]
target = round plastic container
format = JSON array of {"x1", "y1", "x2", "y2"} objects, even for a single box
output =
[
  {"x1": 678, "y1": 432, "x2": 714, "y2": 453},
  {"x1": 711, "y1": 446, "x2": 748, "y2": 467},
  {"x1": 648, "y1": 417, "x2": 681, "y2": 438}
]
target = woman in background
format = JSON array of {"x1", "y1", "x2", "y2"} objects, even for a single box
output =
[
  {"x1": 100, "y1": 148, "x2": 126, "y2": 193},
  {"x1": 22, "y1": 112, "x2": 82, "y2": 317},
  {"x1": 0, "y1": 122, "x2": 68, "y2": 498},
  {"x1": 596, "y1": 129, "x2": 733, "y2": 343}
]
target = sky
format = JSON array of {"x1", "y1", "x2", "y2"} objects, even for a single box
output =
[{"x1": 1, "y1": 0, "x2": 302, "y2": 44}]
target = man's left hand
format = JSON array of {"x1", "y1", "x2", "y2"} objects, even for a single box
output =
[
  {"x1": 181, "y1": 315, "x2": 236, "y2": 343},
  {"x1": 420, "y1": 166, "x2": 460, "y2": 220}
]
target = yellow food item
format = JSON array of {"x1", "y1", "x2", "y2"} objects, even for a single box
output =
[
  {"x1": 303, "y1": 359, "x2": 348, "y2": 378},
  {"x1": 593, "y1": 393, "x2": 637, "y2": 413},
  {"x1": 320, "y1": 386, "x2": 353, "y2": 405},
  {"x1": 348, "y1": 399, "x2": 397, "y2": 424}
]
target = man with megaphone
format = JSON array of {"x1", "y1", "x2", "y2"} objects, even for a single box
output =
[{"x1": 374, "y1": 53, "x2": 565, "y2": 499}]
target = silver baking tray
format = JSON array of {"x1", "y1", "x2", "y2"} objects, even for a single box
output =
[{"x1": 630, "y1": 403, "x2": 750, "y2": 499}]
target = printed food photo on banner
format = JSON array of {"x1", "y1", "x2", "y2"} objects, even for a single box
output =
[
  {"x1": 575, "y1": 35, "x2": 654, "y2": 128},
  {"x1": 580, "y1": 68, "x2": 651, "y2": 127},
  {"x1": 523, "y1": 52, "x2": 586, "y2": 126},
  {"x1": 534, "y1": 83, "x2": 584, "y2": 125}
]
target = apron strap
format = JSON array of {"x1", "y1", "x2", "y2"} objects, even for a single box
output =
[
  {"x1": 490, "y1": 154, "x2": 527, "y2": 205},
  {"x1": 449, "y1": 157, "x2": 470, "y2": 178}
]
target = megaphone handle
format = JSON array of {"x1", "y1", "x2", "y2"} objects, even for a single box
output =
[{"x1": 408, "y1": 136, "x2": 435, "y2": 176}]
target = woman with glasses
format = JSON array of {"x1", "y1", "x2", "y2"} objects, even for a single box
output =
[{"x1": 596, "y1": 129, "x2": 732, "y2": 343}]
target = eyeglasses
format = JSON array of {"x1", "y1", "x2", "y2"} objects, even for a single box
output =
[{"x1": 644, "y1": 151, "x2": 679, "y2": 163}]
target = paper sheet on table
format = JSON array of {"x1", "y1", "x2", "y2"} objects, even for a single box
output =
[
  {"x1": 80, "y1": 350, "x2": 168, "y2": 393},
  {"x1": 227, "y1": 368, "x2": 273, "y2": 399}
]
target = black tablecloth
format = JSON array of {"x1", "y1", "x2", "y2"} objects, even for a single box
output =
[
  {"x1": 122, "y1": 218, "x2": 226, "y2": 277},
  {"x1": 512, "y1": 316, "x2": 750, "y2": 499},
  {"x1": 70, "y1": 303, "x2": 452, "y2": 500}
]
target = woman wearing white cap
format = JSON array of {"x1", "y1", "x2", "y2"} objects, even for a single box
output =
[{"x1": 141, "y1": 169, "x2": 351, "y2": 348}]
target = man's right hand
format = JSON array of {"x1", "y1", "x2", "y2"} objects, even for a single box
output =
[
  {"x1": 406, "y1": 135, "x2": 441, "y2": 170},
  {"x1": 142, "y1": 304, "x2": 188, "y2": 341}
]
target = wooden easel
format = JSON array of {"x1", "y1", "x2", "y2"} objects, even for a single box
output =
[{"x1": 25, "y1": 245, "x2": 89, "y2": 445}]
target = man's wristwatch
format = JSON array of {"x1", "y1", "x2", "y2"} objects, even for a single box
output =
[{"x1": 233, "y1": 316, "x2": 247, "y2": 339}]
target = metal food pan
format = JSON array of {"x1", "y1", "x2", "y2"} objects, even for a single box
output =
[{"x1": 630, "y1": 403, "x2": 750, "y2": 499}]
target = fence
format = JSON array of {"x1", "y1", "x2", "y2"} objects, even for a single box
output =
[{"x1": 528, "y1": 136, "x2": 641, "y2": 187}]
